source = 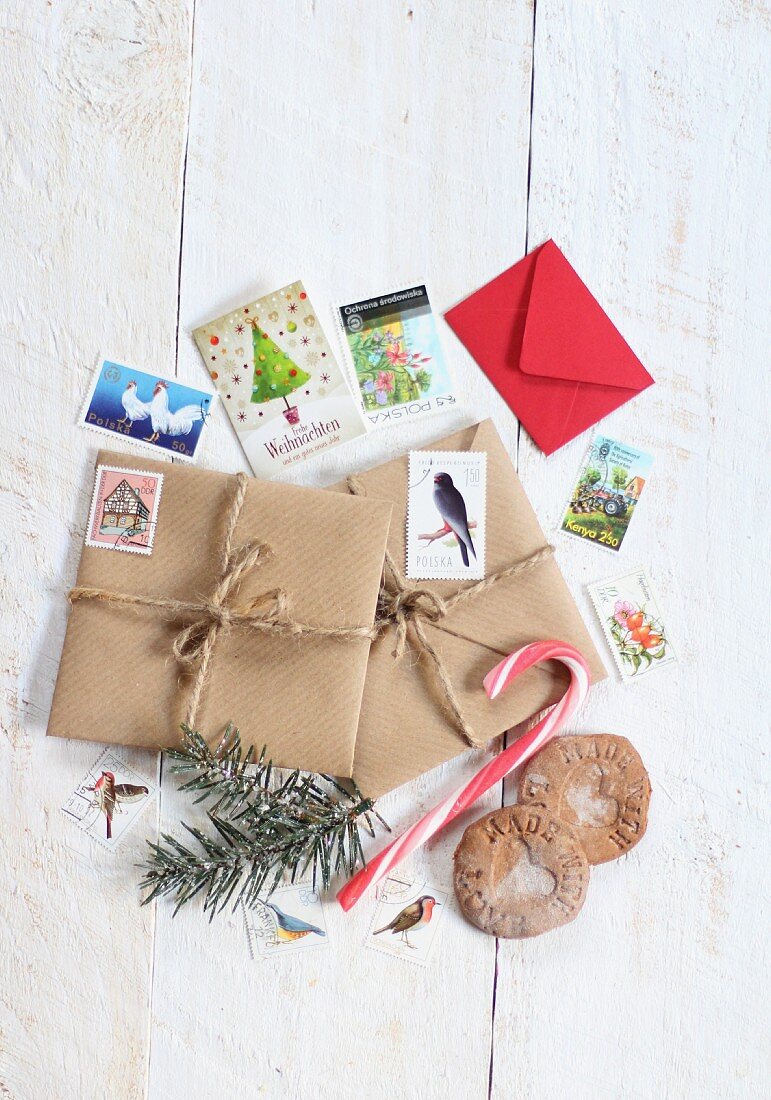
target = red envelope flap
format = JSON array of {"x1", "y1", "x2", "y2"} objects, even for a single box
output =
[
  {"x1": 520, "y1": 240, "x2": 654, "y2": 392},
  {"x1": 443, "y1": 246, "x2": 538, "y2": 366}
]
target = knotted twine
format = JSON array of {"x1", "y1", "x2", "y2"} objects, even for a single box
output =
[
  {"x1": 349, "y1": 476, "x2": 554, "y2": 749},
  {"x1": 69, "y1": 473, "x2": 377, "y2": 729},
  {"x1": 67, "y1": 469, "x2": 554, "y2": 749}
]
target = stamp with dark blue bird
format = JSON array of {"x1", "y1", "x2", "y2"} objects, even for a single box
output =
[{"x1": 406, "y1": 450, "x2": 487, "y2": 580}]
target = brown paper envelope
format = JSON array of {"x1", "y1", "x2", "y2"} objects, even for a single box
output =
[
  {"x1": 48, "y1": 449, "x2": 392, "y2": 778},
  {"x1": 331, "y1": 419, "x2": 606, "y2": 796}
]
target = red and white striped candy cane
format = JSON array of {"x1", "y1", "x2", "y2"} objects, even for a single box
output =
[{"x1": 337, "y1": 640, "x2": 591, "y2": 912}]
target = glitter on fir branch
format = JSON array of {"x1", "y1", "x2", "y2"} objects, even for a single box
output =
[{"x1": 139, "y1": 723, "x2": 389, "y2": 919}]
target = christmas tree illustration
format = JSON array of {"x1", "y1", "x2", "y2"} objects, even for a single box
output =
[{"x1": 250, "y1": 326, "x2": 311, "y2": 419}]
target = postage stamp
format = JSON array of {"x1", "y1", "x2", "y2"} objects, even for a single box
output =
[
  {"x1": 364, "y1": 874, "x2": 448, "y2": 967},
  {"x1": 61, "y1": 747, "x2": 157, "y2": 850},
  {"x1": 588, "y1": 568, "x2": 677, "y2": 681},
  {"x1": 85, "y1": 464, "x2": 163, "y2": 555},
  {"x1": 406, "y1": 450, "x2": 487, "y2": 580},
  {"x1": 81, "y1": 359, "x2": 214, "y2": 462},
  {"x1": 193, "y1": 281, "x2": 366, "y2": 479},
  {"x1": 560, "y1": 434, "x2": 654, "y2": 553},
  {"x1": 335, "y1": 283, "x2": 456, "y2": 427},
  {"x1": 243, "y1": 884, "x2": 329, "y2": 959}
]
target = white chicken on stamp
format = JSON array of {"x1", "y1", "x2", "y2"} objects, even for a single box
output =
[
  {"x1": 144, "y1": 380, "x2": 205, "y2": 443},
  {"x1": 117, "y1": 380, "x2": 151, "y2": 427}
]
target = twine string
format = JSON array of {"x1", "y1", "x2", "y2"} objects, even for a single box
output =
[
  {"x1": 348, "y1": 476, "x2": 554, "y2": 749},
  {"x1": 67, "y1": 468, "x2": 554, "y2": 750},
  {"x1": 69, "y1": 473, "x2": 376, "y2": 728}
]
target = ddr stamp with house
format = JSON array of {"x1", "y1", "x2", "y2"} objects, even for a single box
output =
[{"x1": 85, "y1": 464, "x2": 164, "y2": 555}]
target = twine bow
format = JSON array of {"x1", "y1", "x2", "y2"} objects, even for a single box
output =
[
  {"x1": 349, "y1": 476, "x2": 554, "y2": 749},
  {"x1": 69, "y1": 473, "x2": 376, "y2": 728}
]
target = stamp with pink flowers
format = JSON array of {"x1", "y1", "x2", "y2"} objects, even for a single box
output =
[{"x1": 588, "y1": 568, "x2": 677, "y2": 681}]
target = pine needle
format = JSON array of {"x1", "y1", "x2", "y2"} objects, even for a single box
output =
[{"x1": 138, "y1": 723, "x2": 389, "y2": 918}]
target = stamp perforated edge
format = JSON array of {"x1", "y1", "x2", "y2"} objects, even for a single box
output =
[
  {"x1": 406, "y1": 449, "x2": 487, "y2": 581},
  {"x1": 78, "y1": 356, "x2": 216, "y2": 464},
  {"x1": 60, "y1": 745, "x2": 158, "y2": 853},
  {"x1": 243, "y1": 901, "x2": 262, "y2": 962},
  {"x1": 84, "y1": 464, "x2": 164, "y2": 556},
  {"x1": 587, "y1": 567, "x2": 677, "y2": 682},
  {"x1": 331, "y1": 281, "x2": 458, "y2": 428}
]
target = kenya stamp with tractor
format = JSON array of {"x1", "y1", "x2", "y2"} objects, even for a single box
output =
[{"x1": 560, "y1": 434, "x2": 653, "y2": 553}]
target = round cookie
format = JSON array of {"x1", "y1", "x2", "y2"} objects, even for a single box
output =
[
  {"x1": 453, "y1": 804, "x2": 590, "y2": 938},
  {"x1": 518, "y1": 734, "x2": 651, "y2": 865}
]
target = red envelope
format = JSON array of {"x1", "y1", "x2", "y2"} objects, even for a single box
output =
[{"x1": 444, "y1": 239, "x2": 654, "y2": 455}]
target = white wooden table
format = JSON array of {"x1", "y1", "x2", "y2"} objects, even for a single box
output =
[{"x1": 1, "y1": 3, "x2": 768, "y2": 1097}]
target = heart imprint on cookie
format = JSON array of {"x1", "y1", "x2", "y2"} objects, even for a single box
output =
[
  {"x1": 561, "y1": 763, "x2": 620, "y2": 829},
  {"x1": 493, "y1": 838, "x2": 557, "y2": 902}
]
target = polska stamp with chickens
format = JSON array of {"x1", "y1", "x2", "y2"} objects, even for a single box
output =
[
  {"x1": 406, "y1": 450, "x2": 487, "y2": 580},
  {"x1": 80, "y1": 359, "x2": 215, "y2": 462},
  {"x1": 61, "y1": 747, "x2": 157, "y2": 851},
  {"x1": 364, "y1": 874, "x2": 449, "y2": 967},
  {"x1": 85, "y1": 464, "x2": 163, "y2": 555}
]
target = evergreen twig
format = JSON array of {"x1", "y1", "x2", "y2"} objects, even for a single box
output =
[{"x1": 138, "y1": 724, "x2": 389, "y2": 919}]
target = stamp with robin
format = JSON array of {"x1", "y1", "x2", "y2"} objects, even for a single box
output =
[
  {"x1": 364, "y1": 874, "x2": 448, "y2": 966},
  {"x1": 406, "y1": 450, "x2": 487, "y2": 580},
  {"x1": 85, "y1": 464, "x2": 163, "y2": 555}
]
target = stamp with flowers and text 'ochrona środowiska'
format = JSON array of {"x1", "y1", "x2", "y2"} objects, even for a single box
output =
[
  {"x1": 406, "y1": 451, "x2": 487, "y2": 580},
  {"x1": 336, "y1": 284, "x2": 456, "y2": 428}
]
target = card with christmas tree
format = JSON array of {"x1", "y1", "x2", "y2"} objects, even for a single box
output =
[{"x1": 193, "y1": 281, "x2": 367, "y2": 478}]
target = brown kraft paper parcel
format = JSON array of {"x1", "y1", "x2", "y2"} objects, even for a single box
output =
[
  {"x1": 47, "y1": 449, "x2": 393, "y2": 779},
  {"x1": 330, "y1": 419, "x2": 606, "y2": 798}
]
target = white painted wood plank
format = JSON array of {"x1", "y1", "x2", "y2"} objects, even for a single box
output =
[
  {"x1": 149, "y1": 2, "x2": 534, "y2": 1097},
  {"x1": 492, "y1": 4, "x2": 770, "y2": 1099},
  {"x1": 0, "y1": 3, "x2": 191, "y2": 1096}
]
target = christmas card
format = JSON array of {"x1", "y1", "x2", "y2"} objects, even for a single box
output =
[{"x1": 193, "y1": 281, "x2": 366, "y2": 478}]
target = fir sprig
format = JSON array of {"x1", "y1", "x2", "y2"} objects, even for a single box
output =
[{"x1": 139, "y1": 724, "x2": 389, "y2": 919}]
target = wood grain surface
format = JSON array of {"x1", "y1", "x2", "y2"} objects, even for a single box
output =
[{"x1": 1, "y1": 2, "x2": 768, "y2": 1098}]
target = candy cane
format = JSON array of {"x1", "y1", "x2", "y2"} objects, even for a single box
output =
[{"x1": 337, "y1": 640, "x2": 590, "y2": 911}]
